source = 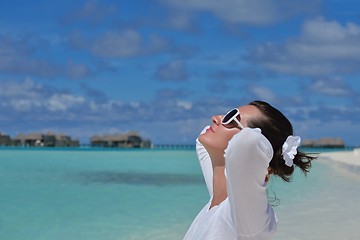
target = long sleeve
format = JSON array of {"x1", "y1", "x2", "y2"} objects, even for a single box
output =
[
  {"x1": 224, "y1": 128, "x2": 276, "y2": 237},
  {"x1": 196, "y1": 126, "x2": 213, "y2": 197}
]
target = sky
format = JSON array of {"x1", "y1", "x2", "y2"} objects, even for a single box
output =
[{"x1": 0, "y1": 0, "x2": 360, "y2": 146}]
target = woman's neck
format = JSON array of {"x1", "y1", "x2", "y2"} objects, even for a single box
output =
[{"x1": 209, "y1": 152, "x2": 227, "y2": 209}]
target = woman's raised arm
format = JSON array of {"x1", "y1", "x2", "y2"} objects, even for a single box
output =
[{"x1": 224, "y1": 128, "x2": 277, "y2": 237}]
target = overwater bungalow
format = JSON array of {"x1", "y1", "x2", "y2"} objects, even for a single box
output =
[
  {"x1": 90, "y1": 131, "x2": 151, "y2": 148},
  {"x1": 0, "y1": 133, "x2": 12, "y2": 146},
  {"x1": 14, "y1": 132, "x2": 79, "y2": 147},
  {"x1": 14, "y1": 133, "x2": 43, "y2": 146},
  {"x1": 301, "y1": 137, "x2": 345, "y2": 148}
]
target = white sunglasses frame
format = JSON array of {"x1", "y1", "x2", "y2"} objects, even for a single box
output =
[{"x1": 221, "y1": 108, "x2": 245, "y2": 129}]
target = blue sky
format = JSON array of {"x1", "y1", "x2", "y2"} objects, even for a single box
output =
[{"x1": 1, "y1": 0, "x2": 360, "y2": 145}]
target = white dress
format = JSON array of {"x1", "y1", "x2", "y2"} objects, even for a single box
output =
[{"x1": 183, "y1": 128, "x2": 277, "y2": 240}]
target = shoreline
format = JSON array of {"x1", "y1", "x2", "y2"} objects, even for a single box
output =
[{"x1": 319, "y1": 148, "x2": 360, "y2": 174}]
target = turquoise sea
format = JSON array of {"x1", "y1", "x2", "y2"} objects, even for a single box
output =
[{"x1": 0, "y1": 148, "x2": 359, "y2": 240}]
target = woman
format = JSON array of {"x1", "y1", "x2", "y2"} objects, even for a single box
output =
[{"x1": 183, "y1": 100, "x2": 315, "y2": 240}]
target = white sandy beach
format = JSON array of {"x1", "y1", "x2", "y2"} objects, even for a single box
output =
[{"x1": 319, "y1": 148, "x2": 360, "y2": 174}]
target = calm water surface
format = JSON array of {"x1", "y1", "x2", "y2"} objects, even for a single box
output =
[{"x1": 0, "y1": 148, "x2": 359, "y2": 240}]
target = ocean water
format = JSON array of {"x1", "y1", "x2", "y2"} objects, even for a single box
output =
[{"x1": 0, "y1": 148, "x2": 359, "y2": 240}]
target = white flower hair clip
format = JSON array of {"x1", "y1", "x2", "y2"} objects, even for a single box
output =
[{"x1": 282, "y1": 135, "x2": 301, "y2": 167}]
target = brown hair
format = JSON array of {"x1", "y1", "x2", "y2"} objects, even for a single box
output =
[{"x1": 248, "y1": 100, "x2": 316, "y2": 182}]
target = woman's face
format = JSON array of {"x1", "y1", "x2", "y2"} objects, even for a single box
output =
[{"x1": 198, "y1": 104, "x2": 261, "y2": 152}]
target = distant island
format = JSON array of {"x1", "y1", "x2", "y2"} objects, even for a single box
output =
[
  {"x1": 0, "y1": 131, "x2": 348, "y2": 149},
  {"x1": 0, "y1": 131, "x2": 152, "y2": 148},
  {"x1": 301, "y1": 137, "x2": 346, "y2": 148}
]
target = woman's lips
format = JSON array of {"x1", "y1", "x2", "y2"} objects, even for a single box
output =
[{"x1": 208, "y1": 126, "x2": 215, "y2": 133}]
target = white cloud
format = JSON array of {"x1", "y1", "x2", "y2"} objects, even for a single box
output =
[
  {"x1": 290, "y1": 18, "x2": 360, "y2": 60},
  {"x1": 310, "y1": 77, "x2": 355, "y2": 96},
  {"x1": 46, "y1": 94, "x2": 85, "y2": 112},
  {"x1": 0, "y1": 40, "x2": 59, "y2": 77},
  {"x1": 248, "y1": 18, "x2": 360, "y2": 76},
  {"x1": 10, "y1": 99, "x2": 41, "y2": 111},
  {"x1": 160, "y1": 0, "x2": 320, "y2": 25},
  {"x1": 167, "y1": 11, "x2": 197, "y2": 30},
  {"x1": 89, "y1": 30, "x2": 171, "y2": 58},
  {"x1": 301, "y1": 18, "x2": 360, "y2": 43},
  {"x1": 155, "y1": 59, "x2": 188, "y2": 81},
  {"x1": 0, "y1": 79, "x2": 87, "y2": 113},
  {"x1": 130, "y1": 101, "x2": 140, "y2": 108},
  {"x1": 177, "y1": 100, "x2": 192, "y2": 110},
  {"x1": 66, "y1": 60, "x2": 93, "y2": 80},
  {"x1": 0, "y1": 34, "x2": 93, "y2": 79},
  {"x1": 146, "y1": 34, "x2": 172, "y2": 54},
  {"x1": 0, "y1": 78, "x2": 43, "y2": 98},
  {"x1": 249, "y1": 86, "x2": 277, "y2": 102},
  {"x1": 62, "y1": 0, "x2": 117, "y2": 25},
  {"x1": 91, "y1": 30, "x2": 142, "y2": 57}
]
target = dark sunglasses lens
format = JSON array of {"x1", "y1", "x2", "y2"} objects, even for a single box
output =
[
  {"x1": 222, "y1": 109, "x2": 238, "y2": 123},
  {"x1": 224, "y1": 121, "x2": 237, "y2": 128}
]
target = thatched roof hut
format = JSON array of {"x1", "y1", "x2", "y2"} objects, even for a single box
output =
[
  {"x1": 0, "y1": 133, "x2": 12, "y2": 146},
  {"x1": 302, "y1": 137, "x2": 345, "y2": 148},
  {"x1": 90, "y1": 131, "x2": 148, "y2": 148},
  {"x1": 13, "y1": 132, "x2": 79, "y2": 147}
]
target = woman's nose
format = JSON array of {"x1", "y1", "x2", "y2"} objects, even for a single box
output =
[{"x1": 212, "y1": 115, "x2": 222, "y2": 125}]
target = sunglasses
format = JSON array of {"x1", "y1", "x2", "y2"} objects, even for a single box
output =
[{"x1": 221, "y1": 108, "x2": 245, "y2": 129}]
